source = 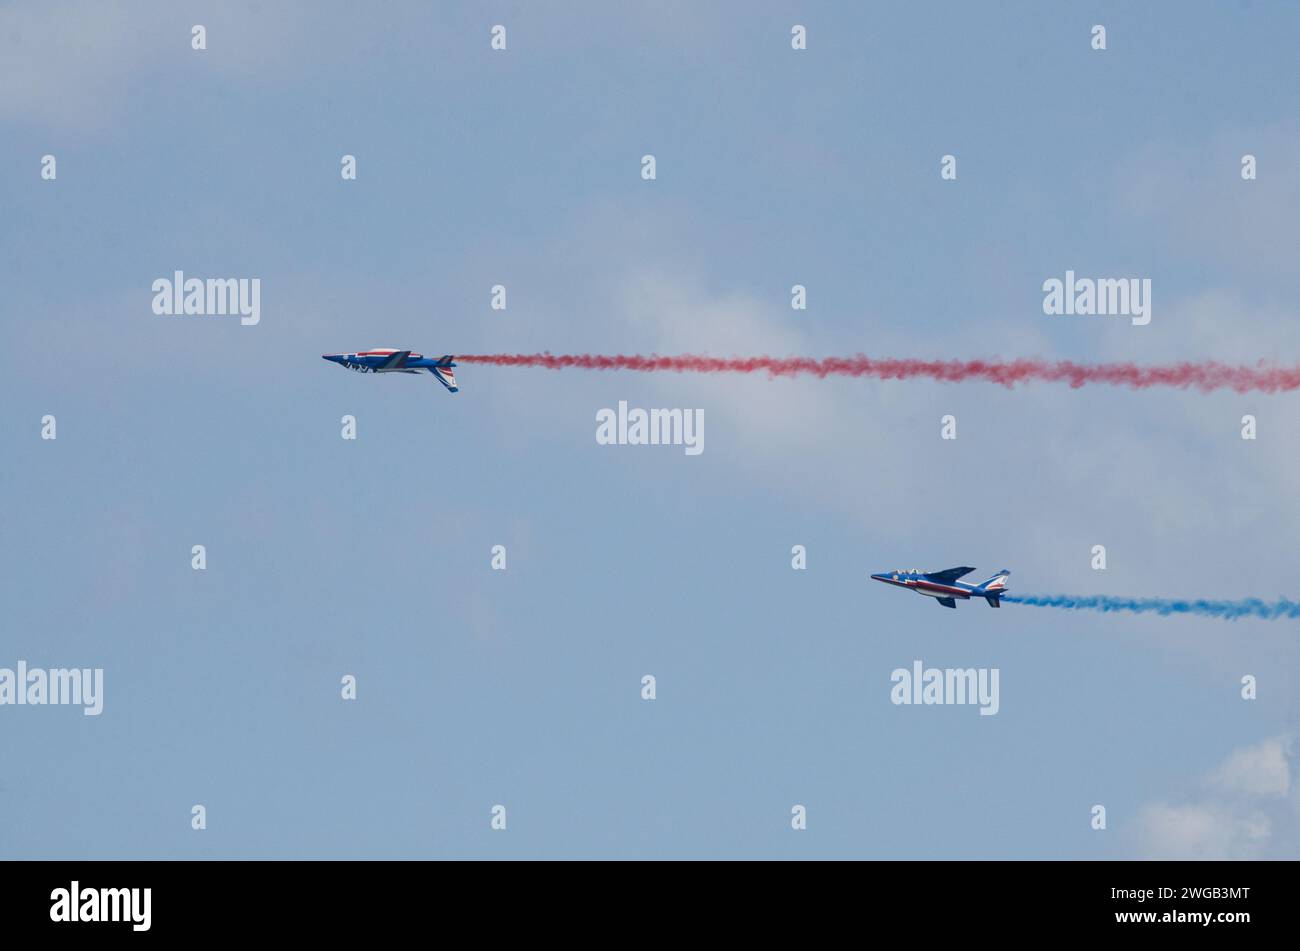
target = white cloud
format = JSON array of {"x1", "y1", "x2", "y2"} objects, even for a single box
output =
[
  {"x1": 1210, "y1": 736, "x2": 1292, "y2": 799},
  {"x1": 1137, "y1": 802, "x2": 1271, "y2": 861},
  {"x1": 1134, "y1": 735, "x2": 1297, "y2": 859}
]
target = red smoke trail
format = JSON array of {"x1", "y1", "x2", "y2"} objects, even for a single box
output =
[{"x1": 456, "y1": 353, "x2": 1300, "y2": 393}]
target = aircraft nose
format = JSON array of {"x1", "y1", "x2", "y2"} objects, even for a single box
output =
[
  {"x1": 322, "y1": 354, "x2": 343, "y2": 364},
  {"x1": 870, "y1": 573, "x2": 887, "y2": 582}
]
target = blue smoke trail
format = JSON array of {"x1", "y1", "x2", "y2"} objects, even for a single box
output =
[{"x1": 1003, "y1": 593, "x2": 1300, "y2": 621}]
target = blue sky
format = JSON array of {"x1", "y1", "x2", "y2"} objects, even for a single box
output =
[{"x1": 2, "y1": 1, "x2": 1298, "y2": 858}]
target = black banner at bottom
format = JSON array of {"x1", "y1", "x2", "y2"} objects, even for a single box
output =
[{"x1": 0, "y1": 859, "x2": 1285, "y2": 938}]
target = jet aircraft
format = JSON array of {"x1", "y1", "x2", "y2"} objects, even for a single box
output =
[
  {"x1": 870, "y1": 567, "x2": 1010, "y2": 609},
  {"x1": 322, "y1": 350, "x2": 458, "y2": 393}
]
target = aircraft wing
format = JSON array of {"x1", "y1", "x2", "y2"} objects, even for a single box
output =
[
  {"x1": 379, "y1": 350, "x2": 411, "y2": 370},
  {"x1": 936, "y1": 597, "x2": 957, "y2": 609},
  {"x1": 928, "y1": 566, "x2": 977, "y2": 585}
]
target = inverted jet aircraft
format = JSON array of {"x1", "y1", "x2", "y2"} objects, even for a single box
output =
[
  {"x1": 322, "y1": 350, "x2": 458, "y2": 393},
  {"x1": 870, "y1": 567, "x2": 1010, "y2": 609}
]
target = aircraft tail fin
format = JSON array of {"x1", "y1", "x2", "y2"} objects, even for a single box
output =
[
  {"x1": 431, "y1": 355, "x2": 458, "y2": 393},
  {"x1": 975, "y1": 570, "x2": 1010, "y2": 606}
]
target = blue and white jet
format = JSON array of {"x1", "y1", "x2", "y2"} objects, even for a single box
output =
[
  {"x1": 322, "y1": 349, "x2": 459, "y2": 393},
  {"x1": 870, "y1": 567, "x2": 1010, "y2": 609}
]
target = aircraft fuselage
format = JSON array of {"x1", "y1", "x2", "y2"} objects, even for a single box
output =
[
  {"x1": 322, "y1": 349, "x2": 459, "y2": 393},
  {"x1": 870, "y1": 567, "x2": 1011, "y2": 609}
]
